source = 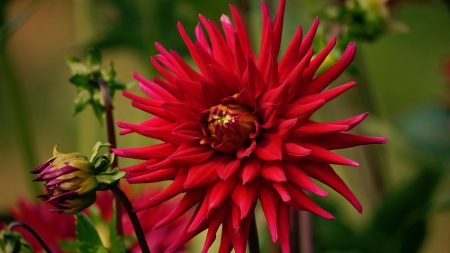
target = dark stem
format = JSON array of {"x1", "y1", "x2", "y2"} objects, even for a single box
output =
[
  {"x1": 98, "y1": 80, "x2": 123, "y2": 236},
  {"x1": 290, "y1": 209, "x2": 300, "y2": 252},
  {"x1": 299, "y1": 211, "x2": 313, "y2": 253},
  {"x1": 111, "y1": 185, "x2": 151, "y2": 253},
  {"x1": 7, "y1": 221, "x2": 54, "y2": 253},
  {"x1": 247, "y1": 214, "x2": 260, "y2": 253}
]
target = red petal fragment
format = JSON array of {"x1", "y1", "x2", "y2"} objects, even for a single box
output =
[
  {"x1": 231, "y1": 180, "x2": 260, "y2": 219},
  {"x1": 269, "y1": 118, "x2": 298, "y2": 141},
  {"x1": 278, "y1": 203, "x2": 291, "y2": 253},
  {"x1": 298, "y1": 17, "x2": 319, "y2": 59},
  {"x1": 283, "y1": 141, "x2": 312, "y2": 161},
  {"x1": 259, "y1": 102, "x2": 278, "y2": 129},
  {"x1": 118, "y1": 122, "x2": 181, "y2": 144},
  {"x1": 112, "y1": 143, "x2": 177, "y2": 160},
  {"x1": 133, "y1": 168, "x2": 188, "y2": 211},
  {"x1": 172, "y1": 122, "x2": 204, "y2": 140},
  {"x1": 121, "y1": 159, "x2": 157, "y2": 173},
  {"x1": 260, "y1": 160, "x2": 286, "y2": 182},
  {"x1": 166, "y1": 203, "x2": 209, "y2": 253},
  {"x1": 216, "y1": 156, "x2": 241, "y2": 180},
  {"x1": 301, "y1": 161, "x2": 362, "y2": 212},
  {"x1": 184, "y1": 156, "x2": 220, "y2": 189},
  {"x1": 153, "y1": 188, "x2": 205, "y2": 229},
  {"x1": 242, "y1": 57, "x2": 264, "y2": 98},
  {"x1": 175, "y1": 79, "x2": 208, "y2": 112},
  {"x1": 201, "y1": 78, "x2": 228, "y2": 107},
  {"x1": 329, "y1": 112, "x2": 368, "y2": 130},
  {"x1": 284, "y1": 163, "x2": 329, "y2": 197},
  {"x1": 279, "y1": 26, "x2": 303, "y2": 81},
  {"x1": 272, "y1": 0, "x2": 286, "y2": 59},
  {"x1": 295, "y1": 81, "x2": 356, "y2": 104},
  {"x1": 310, "y1": 133, "x2": 388, "y2": 150},
  {"x1": 229, "y1": 5, "x2": 256, "y2": 60},
  {"x1": 218, "y1": 224, "x2": 233, "y2": 253},
  {"x1": 210, "y1": 64, "x2": 240, "y2": 95},
  {"x1": 177, "y1": 22, "x2": 211, "y2": 80},
  {"x1": 303, "y1": 143, "x2": 359, "y2": 166},
  {"x1": 133, "y1": 72, "x2": 178, "y2": 102},
  {"x1": 302, "y1": 43, "x2": 356, "y2": 96},
  {"x1": 238, "y1": 155, "x2": 261, "y2": 184},
  {"x1": 188, "y1": 195, "x2": 211, "y2": 232},
  {"x1": 162, "y1": 102, "x2": 199, "y2": 123},
  {"x1": 207, "y1": 175, "x2": 236, "y2": 211},
  {"x1": 202, "y1": 202, "x2": 231, "y2": 253},
  {"x1": 168, "y1": 141, "x2": 214, "y2": 164},
  {"x1": 150, "y1": 57, "x2": 176, "y2": 84},
  {"x1": 254, "y1": 133, "x2": 283, "y2": 161},
  {"x1": 286, "y1": 183, "x2": 334, "y2": 219},
  {"x1": 259, "y1": 186, "x2": 280, "y2": 241},
  {"x1": 294, "y1": 121, "x2": 348, "y2": 137},
  {"x1": 280, "y1": 99, "x2": 326, "y2": 120},
  {"x1": 126, "y1": 168, "x2": 178, "y2": 184},
  {"x1": 271, "y1": 181, "x2": 291, "y2": 202},
  {"x1": 227, "y1": 211, "x2": 254, "y2": 253},
  {"x1": 303, "y1": 37, "x2": 337, "y2": 79},
  {"x1": 232, "y1": 32, "x2": 247, "y2": 80}
]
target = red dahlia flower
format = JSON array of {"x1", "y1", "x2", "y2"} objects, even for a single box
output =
[{"x1": 113, "y1": 0, "x2": 387, "y2": 252}]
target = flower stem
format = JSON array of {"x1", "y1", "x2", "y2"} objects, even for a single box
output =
[
  {"x1": 98, "y1": 80, "x2": 123, "y2": 236},
  {"x1": 247, "y1": 214, "x2": 260, "y2": 253},
  {"x1": 7, "y1": 221, "x2": 53, "y2": 253},
  {"x1": 110, "y1": 185, "x2": 151, "y2": 253},
  {"x1": 299, "y1": 211, "x2": 313, "y2": 253},
  {"x1": 290, "y1": 209, "x2": 300, "y2": 252}
]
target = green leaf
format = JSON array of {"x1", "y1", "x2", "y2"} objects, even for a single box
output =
[
  {"x1": 74, "y1": 89, "x2": 91, "y2": 115},
  {"x1": 87, "y1": 49, "x2": 102, "y2": 71},
  {"x1": 66, "y1": 54, "x2": 88, "y2": 75},
  {"x1": 91, "y1": 95, "x2": 105, "y2": 126},
  {"x1": 58, "y1": 240, "x2": 79, "y2": 253},
  {"x1": 69, "y1": 74, "x2": 90, "y2": 88},
  {"x1": 75, "y1": 213, "x2": 103, "y2": 249},
  {"x1": 96, "y1": 169, "x2": 126, "y2": 188},
  {"x1": 109, "y1": 201, "x2": 126, "y2": 253}
]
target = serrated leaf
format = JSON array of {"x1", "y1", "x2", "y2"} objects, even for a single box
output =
[
  {"x1": 87, "y1": 49, "x2": 102, "y2": 71},
  {"x1": 109, "y1": 201, "x2": 126, "y2": 253},
  {"x1": 96, "y1": 169, "x2": 126, "y2": 185},
  {"x1": 66, "y1": 54, "x2": 88, "y2": 75},
  {"x1": 75, "y1": 213, "x2": 103, "y2": 249}
]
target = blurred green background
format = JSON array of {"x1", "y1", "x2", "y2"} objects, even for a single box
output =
[{"x1": 1, "y1": 0, "x2": 450, "y2": 252}]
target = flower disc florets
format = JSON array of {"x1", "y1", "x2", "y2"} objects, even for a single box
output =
[{"x1": 200, "y1": 96, "x2": 260, "y2": 154}]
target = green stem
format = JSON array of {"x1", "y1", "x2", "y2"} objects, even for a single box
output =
[
  {"x1": 290, "y1": 209, "x2": 300, "y2": 252},
  {"x1": 110, "y1": 185, "x2": 150, "y2": 253},
  {"x1": 8, "y1": 221, "x2": 53, "y2": 253},
  {"x1": 98, "y1": 80, "x2": 123, "y2": 237},
  {"x1": 299, "y1": 211, "x2": 313, "y2": 253}
]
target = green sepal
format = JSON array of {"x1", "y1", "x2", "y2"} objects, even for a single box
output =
[
  {"x1": 96, "y1": 168, "x2": 126, "y2": 190},
  {"x1": 66, "y1": 54, "x2": 88, "y2": 75},
  {"x1": 109, "y1": 201, "x2": 126, "y2": 253},
  {"x1": 69, "y1": 74, "x2": 90, "y2": 88},
  {"x1": 75, "y1": 213, "x2": 107, "y2": 253},
  {"x1": 90, "y1": 142, "x2": 112, "y2": 162},
  {"x1": 0, "y1": 229, "x2": 33, "y2": 253}
]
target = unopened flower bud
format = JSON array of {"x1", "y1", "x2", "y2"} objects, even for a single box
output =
[{"x1": 31, "y1": 146, "x2": 98, "y2": 215}]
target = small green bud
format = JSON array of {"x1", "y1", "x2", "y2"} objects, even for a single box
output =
[{"x1": 0, "y1": 229, "x2": 33, "y2": 253}]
